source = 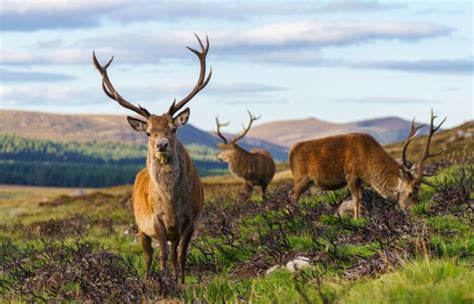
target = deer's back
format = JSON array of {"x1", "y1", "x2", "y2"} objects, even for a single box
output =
[{"x1": 290, "y1": 133, "x2": 387, "y2": 186}]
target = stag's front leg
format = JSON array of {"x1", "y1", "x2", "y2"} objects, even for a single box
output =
[
  {"x1": 240, "y1": 181, "x2": 253, "y2": 200},
  {"x1": 261, "y1": 183, "x2": 268, "y2": 200},
  {"x1": 178, "y1": 224, "x2": 194, "y2": 284},
  {"x1": 244, "y1": 181, "x2": 253, "y2": 195},
  {"x1": 139, "y1": 230, "x2": 153, "y2": 276},
  {"x1": 154, "y1": 218, "x2": 169, "y2": 273},
  {"x1": 347, "y1": 175, "x2": 362, "y2": 219},
  {"x1": 170, "y1": 240, "x2": 179, "y2": 281}
]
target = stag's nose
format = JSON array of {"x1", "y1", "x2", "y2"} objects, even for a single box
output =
[{"x1": 156, "y1": 139, "x2": 169, "y2": 152}]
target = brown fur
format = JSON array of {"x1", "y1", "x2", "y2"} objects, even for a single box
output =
[
  {"x1": 217, "y1": 143, "x2": 276, "y2": 198},
  {"x1": 130, "y1": 114, "x2": 203, "y2": 283},
  {"x1": 92, "y1": 34, "x2": 211, "y2": 283},
  {"x1": 290, "y1": 133, "x2": 417, "y2": 219}
]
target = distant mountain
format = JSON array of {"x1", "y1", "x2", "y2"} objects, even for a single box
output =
[
  {"x1": 247, "y1": 116, "x2": 430, "y2": 147},
  {"x1": 0, "y1": 110, "x2": 289, "y2": 161}
]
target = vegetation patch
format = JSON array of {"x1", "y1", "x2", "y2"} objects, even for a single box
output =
[{"x1": 0, "y1": 155, "x2": 472, "y2": 302}]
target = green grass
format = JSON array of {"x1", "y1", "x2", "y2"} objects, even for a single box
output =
[
  {"x1": 342, "y1": 259, "x2": 474, "y2": 304},
  {"x1": 185, "y1": 259, "x2": 474, "y2": 304},
  {"x1": 1, "y1": 163, "x2": 472, "y2": 302}
]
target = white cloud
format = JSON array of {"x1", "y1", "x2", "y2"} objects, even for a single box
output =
[
  {"x1": 350, "y1": 58, "x2": 474, "y2": 75},
  {"x1": 332, "y1": 97, "x2": 443, "y2": 104},
  {"x1": 0, "y1": 0, "x2": 122, "y2": 13},
  {"x1": 0, "y1": 81, "x2": 285, "y2": 107},
  {"x1": 0, "y1": 21, "x2": 453, "y2": 66},
  {"x1": 0, "y1": 1, "x2": 406, "y2": 31}
]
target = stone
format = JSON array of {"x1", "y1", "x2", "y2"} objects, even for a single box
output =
[
  {"x1": 337, "y1": 199, "x2": 354, "y2": 217},
  {"x1": 265, "y1": 265, "x2": 281, "y2": 275},
  {"x1": 285, "y1": 256, "x2": 311, "y2": 272}
]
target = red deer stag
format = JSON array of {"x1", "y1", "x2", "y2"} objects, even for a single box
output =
[
  {"x1": 290, "y1": 111, "x2": 445, "y2": 219},
  {"x1": 92, "y1": 34, "x2": 211, "y2": 283},
  {"x1": 215, "y1": 111, "x2": 276, "y2": 199}
]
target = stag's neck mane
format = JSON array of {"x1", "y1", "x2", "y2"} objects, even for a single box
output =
[
  {"x1": 228, "y1": 144, "x2": 252, "y2": 178},
  {"x1": 364, "y1": 153, "x2": 403, "y2": 201},
  {"x1": 147, "y1": 142, "x2": 187, "y2": 202}
]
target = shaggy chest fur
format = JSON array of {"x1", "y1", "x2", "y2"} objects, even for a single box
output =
[
  {"x1": 228, "y1": 162, "x2": 246, "y2": 181},
  {"x1": 149, "y1": 155, "x2": 189, "y2": 236}
]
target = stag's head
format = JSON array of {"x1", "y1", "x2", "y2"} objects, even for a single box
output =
[
  {"x1": 397, "y1": 110, "x2": 446, "y2": 209},
  {"x1": 214, "y1": 110, "x2": 261, "y2": 162},
  {"x1": 93, "y1": 34, "x2": 211, "y2": 164}
]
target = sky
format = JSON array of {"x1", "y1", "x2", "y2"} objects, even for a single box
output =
[{"x1": 0, "y1": 0, "x2": 472, "y2": 132}]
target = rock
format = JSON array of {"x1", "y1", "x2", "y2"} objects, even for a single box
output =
[
  {"x1": 265, "y1": 265, "x2": 281, "y2": 275},
  {"x1": 337, "y1": 199, "x2": 354, "y2": 217},
  {"x1": 285, "y1": 256, "x2": 311, "y2": 272}
]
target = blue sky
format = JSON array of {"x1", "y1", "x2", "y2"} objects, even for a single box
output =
[{"x1": 0, "y1": 0, "x2": 472, "y2": 132}]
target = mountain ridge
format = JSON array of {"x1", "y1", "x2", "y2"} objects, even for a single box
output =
[
  {"x1": 247, "y1": 116, "x2": 430, "y2": 147},
  {"x1": 0, "y1": 110, "x2": 289, "y2": 160}
]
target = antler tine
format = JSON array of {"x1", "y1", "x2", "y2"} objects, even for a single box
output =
[
  {"x1": 168, "y1": 34, "x2": 212, "y2": 116},
  {"x1": 401, "y1": 118, "x2": 424, "y2": 170},
  {"x1": 231, "y1": 110, "x2": 261, "y2": 143},
  {"x1": 416, "y1": 110, "x2": 446, "y2": 181},
  {"x1": 215, "y1": 116, "x2": 229, "y2": 144},
  {"x1": 92, "y1": 51, "x2": 150, "y2": 119}
]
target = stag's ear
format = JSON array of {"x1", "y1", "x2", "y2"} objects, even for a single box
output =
[
  {"x1": 173, "y1": 108, "x2": 190, "y2": 128},
  {"x1": 127, "y1": 116, "x2": 148, "y2": 132}
]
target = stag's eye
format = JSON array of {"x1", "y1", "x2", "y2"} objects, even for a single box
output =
[{"x1": 145, "y1": 132, "x2": 151, "y2": 137}]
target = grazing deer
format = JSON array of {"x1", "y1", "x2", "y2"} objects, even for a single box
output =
[
  {"x1": 92, "y1": 34, "x2": 211, "y2": 283},
  {"x1": 215, "y1": 111, "x2": 276, "y2": 198},
  {"x1": 290, "y1": 111, "x2": 445, "y2": 219}
]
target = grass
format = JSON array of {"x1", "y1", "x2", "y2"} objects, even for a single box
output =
[
  {"x1": 0, "y1": 160, "x2": 472, "y2": 303},
  {"x1": 342, "y1": 259, "x2": 474, "y2": 304},
  {"x1": 184, "y1": 259, "x2": 474, "y2": 303}
]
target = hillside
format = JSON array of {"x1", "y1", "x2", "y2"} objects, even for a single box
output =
[
  {"x1": 0, "y1": 110, "x2": 288, "y2": 161},
  {"x1": 385, "y1": 120, "x2": 474, "y2": 161},
  {"x1": 0, "y1": 133, "x2": 227, "y2": 187},
  {"x1": 247, "y1": 116, "x2": 431, "y2": 147}
]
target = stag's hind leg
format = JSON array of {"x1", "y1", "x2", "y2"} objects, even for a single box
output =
[
  {"x1": 139, "y1": 230, "x2": 153, "y2": 275},
  {"x1": 291, "y1": 176, "x2": 312, "y2": 204}
]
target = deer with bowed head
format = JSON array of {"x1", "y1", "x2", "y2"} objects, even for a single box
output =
[
  {"x1": 289, "y1": 110, "x2": 446, "y2": 219},
  {"x1": 215, "y1": 111, "x2": 276, "y2": 199},
  {"x1": 93, "y1": 34, "x2": 211, "y2": 283}
]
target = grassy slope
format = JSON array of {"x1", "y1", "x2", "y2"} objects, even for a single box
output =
[{"x1": 0, "y1": 159, "x2": 472, "y2": 303}]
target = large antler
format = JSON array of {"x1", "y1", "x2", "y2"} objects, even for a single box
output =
[
  {"x1": 92, "y1": 52, "x2": 150, "y2": 119},
  {"x1": 215, "y1": 117, "x2": 229, "y2": 144},
  {"x1": 231, "y1": 110, "x2": 261, "y2": 143},
  {"x1": 401, "y1": 118, "x2": 424, "y2": 171},
  {"x1": 168, "y1": 34, "x2": 212, "y2": 117},
  {"x1": 415, "y1": 110, "x2": 446, "y2": 185}
]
